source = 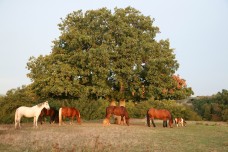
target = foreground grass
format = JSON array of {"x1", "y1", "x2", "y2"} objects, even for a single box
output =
[{"x1": 0, "y1": 119, "x2": 227, "y2": 152}]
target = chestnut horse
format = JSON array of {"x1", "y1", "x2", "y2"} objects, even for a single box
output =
[
  {"x1": 39, "y1": 107, "x2": 59, "y2": 124},
  {"x1": 104, "y1": 106, "x2": 130, "y2": 126},
  {"x1": 146, "y1": 108, "x2": 173, "y2": 128},
  {"x1": 59, "y1": 107, "x2": 81, "y2": 125}
]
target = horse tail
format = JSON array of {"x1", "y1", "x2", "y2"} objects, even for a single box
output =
[
  {"x1": 124, "y1": 109, "x2": 130, "y2": 126},
  {"x1": 15, "y1": 109, "x2": 18, "y2": 127},
  {"x1": 78, "y1": 111, "x2": 80, "y2": 118},
  {"x1": 169, "y1": 112, "x2": 174, "y2": 127},
  {"x1": 59, "y1": 108, "x2": 62, "y2": 126},
  {"x1": 77, "y1": 110, "x2": 81, "y2": 124},
  {"x1": 170, "y1": 113, "x2": 174, "y2": 122},
  {"x1": 146, "y1": 110, "x2": 151, "y2": 127}
]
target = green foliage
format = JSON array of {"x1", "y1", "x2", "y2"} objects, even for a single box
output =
[
  {"x1": 0, "y1": 86, "x2": 39, "y2": 124},
  {"x1": 0, "y1": 86, "x2": 199, "y2": 123},
  {"x1": 27, "y1": 7, "x2": 193, "y2": 101},
  {"x1": 192, "y1": 89, "x2": 228, "y2": 121}
]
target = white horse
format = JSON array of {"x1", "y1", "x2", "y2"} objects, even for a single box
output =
[{"x1": 15, "y1": 101, "x2": 50, "y2": 129}]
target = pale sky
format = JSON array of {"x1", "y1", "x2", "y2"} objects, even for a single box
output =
[{"x1": 0, "y1": 0, "x2": 228, "y2": 96}]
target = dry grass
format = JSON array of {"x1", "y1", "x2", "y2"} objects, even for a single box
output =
[{"x1": 0, "y1": 119, "x2": 227, "y2": 152}]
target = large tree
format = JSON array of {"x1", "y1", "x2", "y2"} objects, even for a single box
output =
[{"x1": 27, "y1": 7, "x2": 193, "y2": 100}]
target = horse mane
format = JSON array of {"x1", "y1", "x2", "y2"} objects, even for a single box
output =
[
  {"x1": 37, "y1": 101, "x2": 47, "y2": 108},
  {"x1": 37, "y1": 102, "x2": 44, "y2": 107}
]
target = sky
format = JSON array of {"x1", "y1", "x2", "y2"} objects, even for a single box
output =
[{"x1": 0, "y1": 0, "x2": 228, "y2": 96}]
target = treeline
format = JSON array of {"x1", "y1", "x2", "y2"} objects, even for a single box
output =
[
  {"x1": 1, "y1": 86, "x2": 227, "y2": 124},
  {"x1": 190, "y1": 89, "x2": 228, "y2": 121},
  {"x1": 0, "y1": 86, "x2": 200, "y2": 124}
]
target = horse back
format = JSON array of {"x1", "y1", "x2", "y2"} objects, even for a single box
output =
[
  {"x1": 114, "y1": 106, "x2": 126, "y2": 115},
  {"x1": 148, "y1": 108, "x2": 171, "y2": 119},
  {"x1": 62, "y1": 107, "x2": 79, "y2": 117},
  {"x1": 71, "y1": 108, "x2": 80, "y2": 117},
  {"x1": 106, "y1": 106, "x2": 128, "y2": 117},
  {"x1": 16, "y1": 106, "x2": 38, "y2": 118}
]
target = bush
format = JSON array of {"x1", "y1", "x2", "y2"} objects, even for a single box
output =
[{"x1": 0, "y1": 94, "x2": 201, "y2": 124}]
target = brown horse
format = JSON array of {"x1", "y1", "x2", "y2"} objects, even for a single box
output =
[
  {"x1": 59, "y1": 107, "x2": 81, "y2": 125},
  {"x1": 39, "y1": 107, "x2": 59, "y2": 124},
  {"x1": 146, "y1": 108, "x2": 173, "y2": 128},
  {"x1": 104, "y1": 106, "x2": 130, "y2": 126}
]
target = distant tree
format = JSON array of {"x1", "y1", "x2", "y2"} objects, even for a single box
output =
[
  {"x1": 221, "y1": 109, "x2": 228, "y2": 121},
  {"x1": 202, "y1": 104, "x2": 212, "y2": 120},
  {"x1": 27, "y1": 7, "x2": 193, "y2": 101},
  {"x1": 192, "y1": 89, "x2": 228, "y2": 121},
  {"x1": 215, "y1": 89, "x2": 228, "y2": 105},
  {"x1": 0, "y1": 85, "x2": 39, "y2": 123}
]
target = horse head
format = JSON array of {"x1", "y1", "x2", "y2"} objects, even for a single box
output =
[
  {"x1": 169, "y1": 118, "x2": 173, "y2": 128},
  {"x1": 43, "y1": 101, "x2": 50, "y2": 110}
]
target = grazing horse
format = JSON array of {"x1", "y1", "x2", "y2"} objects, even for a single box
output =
[
  {"x1": 15, "y1": 101, "x2": 50, "y2": 129},
  {"x1": 59, "y1": 107, "x2": 81, "y2": 125},
  {"x1": 103, "y1": 106, "x2": 130, "y2": 126},
  {"x1": 146, "y1": 108, "x2": 173, "y2": 128},
  {"x1": 174, "y1": 118, "x2": 186, "y2": 127},
  {"x1": 39, "y1": 107, "x2": 59, "y2": 124}
]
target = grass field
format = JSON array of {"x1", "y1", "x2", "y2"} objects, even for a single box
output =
[{"x1": 0, "y1": 119, "x2": 227, "y2": 152}]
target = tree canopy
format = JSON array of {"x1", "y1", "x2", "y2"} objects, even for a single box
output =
[{"x1": 27, "y1": 7, "x2": 193, "y2": 101}]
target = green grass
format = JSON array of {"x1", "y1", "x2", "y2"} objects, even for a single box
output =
[{"x1": 0, "y1": 119, "x2": 227, "y2": 152}]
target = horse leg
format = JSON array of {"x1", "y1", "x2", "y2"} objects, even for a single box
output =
[
  {"x1": 15, "y1": 119, "x2": 20, "y2": 129},
  {"x1": 52, "y1": 114, "x2": 56, "y2": 124},
  {"x1": 19, "y1": 120, "x2": 21, "y2": 128},
  {"x1": 181, "y1": 119, "x2": 184, "y2": 127},
  {"x1": 18, "y1": 117, "x2": 21, "y2": 129},
  {"x1": 163, "y1": 120, "x2": 167, "y2": 127},
  {"x1": 163, "y1": 120, "x2": 166, "y2": 127},
  {"x1": 72, "y1": 116, "x2": 74, "y2": 125},
  {"x1": 146, "y1": 114, "x2": 151, "y2": 127},
  {"x1": 15, "y1": 117, "x2": 18, "y2": 129},
  {"x1": 163, "y1": 121, "x2": 165, "y2": 127},
  {"x1": 34, "y1": 116, "x2": 39, "y2": 128},
  {"x1": 151, "y1": 119, "x2": 156, "y2": 127},
  {"x1": 70, "y1": 116, "x2": 73, "y2": 125},
  {"x1": 62, "y1": 116, "x2": 66, "y2": 125},
  {"x1": 16, "y1": 119, "x2": 21, "y2": 129},
  {"x1": 120, "y1": 116, "x2": 124, "y2": 125},
  {"x1": 40, "y1": 116, "x2": 43, "y2": 125},
  {"x1": 48, "y1": 116, "x2": 51, "y2": 124},
  {"x1": 15, "y1": 110, "x2": 20, "y2": 129},
  {"x1": 35, "y1": 116, "x2": 39, "y2": 128},
  {"x1": 33, "y1": 117, "x2": 36, "y2": 127}
]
